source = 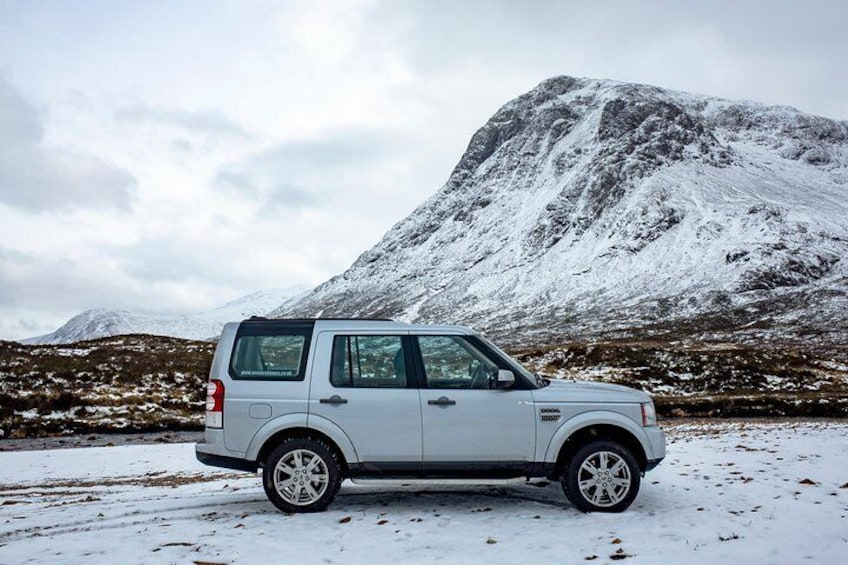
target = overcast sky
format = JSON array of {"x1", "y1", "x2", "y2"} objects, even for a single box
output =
[{"x1": 0, "y1": 0, "x2": 846, "y2": 340}]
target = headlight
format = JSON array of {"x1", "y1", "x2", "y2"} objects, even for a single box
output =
[{"x1": 641, "y1": 401, "x2": 657, "y2": 427}]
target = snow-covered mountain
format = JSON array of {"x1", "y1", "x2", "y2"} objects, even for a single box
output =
[
  {"x1": 23, "y1": 287, "x2": 310, "y2": 344},
  {"x1": 275, "y1": 76, "x2": 848, "y2": 346}
]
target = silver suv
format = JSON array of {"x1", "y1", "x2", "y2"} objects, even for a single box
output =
[{"x1": 196, "y1": 319, "x2": 665, "y2": 513}]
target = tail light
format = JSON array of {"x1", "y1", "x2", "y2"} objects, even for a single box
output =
[{"x1": 206, "y1": 379, "x2": 224, "y2": 428}]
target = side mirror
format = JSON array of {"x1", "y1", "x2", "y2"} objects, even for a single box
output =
[{"x1": 496, "y1": 369, "x2": 515, "y2": 389}]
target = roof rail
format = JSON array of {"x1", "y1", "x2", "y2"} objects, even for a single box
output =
[{"x1": 243, "y1": 317, "x2": 396, "y2": 322}]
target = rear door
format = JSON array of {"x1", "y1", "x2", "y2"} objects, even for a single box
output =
[
  {"x1": 309, "y1": 331, "x2": 422, "y2": 467},
  {"x1": 414, "y1": 335, "x2": 535, "y2": 470},
  {"x1": 224, "y1": 321, "x2": 313, "y2": 452}
]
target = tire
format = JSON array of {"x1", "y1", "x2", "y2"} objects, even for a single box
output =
[
  {"x1": 262, "y1": 438, "x2": 342, "y2": 513},
  {"x1": 562, "y1": 440, "x2": 641, "y2": 513}
]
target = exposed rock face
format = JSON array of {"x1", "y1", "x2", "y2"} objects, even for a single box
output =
[{"x1": 275, "y1": 76, "x2": 848, "y2": 346}]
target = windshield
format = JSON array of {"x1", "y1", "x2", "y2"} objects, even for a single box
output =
[{"x1": 478, "y1": 335, "x2": 548, "y2": 388}]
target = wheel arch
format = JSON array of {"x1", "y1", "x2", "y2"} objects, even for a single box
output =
[
  {"x1": 544, "y1": 412, "x2": 649, "y2": 476},
  {"x1": 246, "y1": 414, "x2": 359, "y2": 473}
]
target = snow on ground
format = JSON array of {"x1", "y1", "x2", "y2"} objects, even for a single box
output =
[{"x1": 1, "y1": 421, "x2": 846, "y2": 564}]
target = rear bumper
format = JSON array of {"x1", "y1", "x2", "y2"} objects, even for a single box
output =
[{"x1": 195, "y1": 442, "x2": 257, "y2": 472}]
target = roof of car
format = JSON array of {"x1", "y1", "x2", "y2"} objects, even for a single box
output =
[{"x1": 239, "y1": 317, "x2": 476, "y2": 334}]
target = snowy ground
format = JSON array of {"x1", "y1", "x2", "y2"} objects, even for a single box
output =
[{"x1": 1, "y1": 421, "x2": 846, "y2": 564}]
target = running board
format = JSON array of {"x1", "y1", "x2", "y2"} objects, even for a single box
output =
[{"x1": 349, "y1": 478, "x2": 551, "y2": 487}]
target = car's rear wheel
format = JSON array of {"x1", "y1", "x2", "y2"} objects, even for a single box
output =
[
  {"x1": 262, "y1": 438, "x2": 341, "y2": 513},
  {"x1": 562, "y1": 440, "x2": 640, "y2": 512}
]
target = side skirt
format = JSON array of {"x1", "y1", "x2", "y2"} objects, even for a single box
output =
[{"x1": 347, "y1": 461, "x2": 556, "y2": 480}]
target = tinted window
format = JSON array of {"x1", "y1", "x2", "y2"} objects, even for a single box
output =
[
  {"x1": 330, "y1": 335, "x2": 407, "y2": 388},
  {"x1": 417, "y1": 336, "x2": 499, "y2": 389},
  {"x1": 230, "y1": 334, "x2": 307, "y2": 380}
]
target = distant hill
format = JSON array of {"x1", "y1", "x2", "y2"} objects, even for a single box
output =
[{"x1": 23, "y1": 287, "x2": 310, "y2": 345}]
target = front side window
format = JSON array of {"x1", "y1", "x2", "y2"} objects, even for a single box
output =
[
  {"x1": 330, "y1": 335, "x2": 407, "y2": 388},
  {"x1": 417, "y1": 335, "x2": 499, "y2": 389},
  {"x1": 230, "y1": 334, "x2": 307, "y2": 380}
]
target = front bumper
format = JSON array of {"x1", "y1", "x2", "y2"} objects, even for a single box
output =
[
  {"x1": 645, "y1": 457, "x2": 664, "y2": 471},
  {"x1": 643, "y1": 425, "x2": 666, "y2": 469}
]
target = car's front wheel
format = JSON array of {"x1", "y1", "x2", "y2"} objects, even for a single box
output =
[
  {"x1": 262, "y1": 438, "x2": 342, "y2": 513},
  {"x1": 562, "y1": 440, "x2": 640, "y2": 512}
]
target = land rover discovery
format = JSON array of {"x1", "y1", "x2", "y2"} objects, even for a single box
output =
[{"x1": 195, "y1": 318, "x2": 665, "y2": 513}]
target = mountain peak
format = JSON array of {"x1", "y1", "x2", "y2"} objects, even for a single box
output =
[{"x1": 275, "y1": 77, "x2": 848, "y2": 346}]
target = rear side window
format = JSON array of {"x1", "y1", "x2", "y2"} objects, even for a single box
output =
[
  {"x1": 330, "y1": 335, "x2": 407, "y2": 388},
  {"x1": 230, "y1": 333, "x2": 308, "y2": 380}
]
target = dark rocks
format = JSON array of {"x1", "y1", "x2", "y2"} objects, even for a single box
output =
[
  {"x1": 740, "y1": 253, "x2": 840, "y2": 291},
  {"x1": 726, "y1": 250, "x2": 750, "y2": 264}
]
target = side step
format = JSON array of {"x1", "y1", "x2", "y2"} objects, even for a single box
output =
[{"x1": 349, "y1": 478, "x2": 551, "y2": 487}]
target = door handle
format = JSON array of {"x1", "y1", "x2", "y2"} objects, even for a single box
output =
[
  {"x1": 427, "y1": 396, "x2": 456, "y2": 406},
  {"x1": 319, "y1": 395, "x2": 348, "y2": 405}
]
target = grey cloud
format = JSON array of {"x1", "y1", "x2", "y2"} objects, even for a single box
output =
[
  {"x1": 378, "y1": 0, "x2": 848, "y2": 69},
  {"x1": 0, "y1": 308, "x2": 64, "y2": 342},
  {"x1": 15, "y1": 317, "x2": 45, "y2": 333},
  {"x1": 374, "y1": 0, "x2": 848, "y2": 119},
  {"x1": 270, "y1": 184, "x2": 319, "y2": 208},
  {"x1": 0, "y1": 79, "x2": 42, "y2": 143},
  {"x1": 215, "y1": 170, "x2": 258, "y2": 194},
  {"x1": 0, "y1": 76, "x2": 136, "y2": 212},
  {"x1": 0, "y1": 243, "x2": 194, "y2": 339},
  {"x1": 116, "y1": 102, "x2": 253, "y2": 139},
  {"x1": 115, "y1": 234, "x2": 253, "y2": 287},
  {"x1": 215, "y1": 128, "x2": 409, "y2": 210},
  {"x1": 0, "y1": 239, "x2": 251, "y2": 339},
  {"x1": 215, "y1": 170, "x2": 320, "y2": 210},
  {"x1": 253, "y1": 183, "x2": 321, "y2": 218},
  {"x1": 256, "y1": 130, "x2": 402, "y2": 167},
  {"x1": 0, "y1": 246, "x2": 125, "y2": 311},
  {"x1": 0, "y1": 247, "x2": 98, "y2": 339},
  {"x1": 170, "y1": 138, "x2": 193, "y2": 154}
]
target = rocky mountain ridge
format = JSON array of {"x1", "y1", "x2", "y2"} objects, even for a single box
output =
[{"x1": 275, "y1": 76, "x2": 848, "y2": 347}]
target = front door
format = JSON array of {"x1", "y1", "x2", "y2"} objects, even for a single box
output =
[{"x1": 415, "y1": 335, "x2": 535, "y2": 469}]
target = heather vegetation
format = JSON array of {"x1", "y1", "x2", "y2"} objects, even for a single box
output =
[
  {"x1": 517, "y1": 341, "x2": 848, "y2": 417},
  {"x1": 0, "y1": 335, "x2": 214, "y2": 438},
  {"x1": 2, "y1": 333, "x2": 845, "y2": 439}
]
